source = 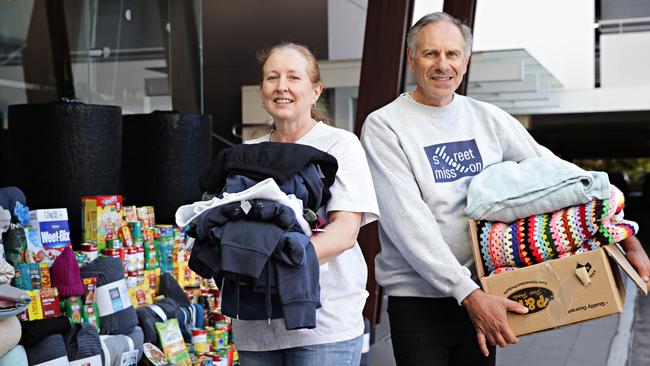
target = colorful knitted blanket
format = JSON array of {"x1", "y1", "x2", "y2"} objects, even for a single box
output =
[{"x1": 477, "y1": 185, "x2": 638, "y2": 275}]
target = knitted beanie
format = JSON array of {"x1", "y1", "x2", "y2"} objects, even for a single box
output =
[
  {"x1": 0, "y1": 316, "x2": 20, "y2": 358},
  {"x1": 0, "y1": 345, "x2": 27, "y2": 366},
  {"x1": 25, "y1": 334, "x2": 69, "y2": 366},
  {"x1": 50, "y1": 246, "x2": 85, "y2": 297}
]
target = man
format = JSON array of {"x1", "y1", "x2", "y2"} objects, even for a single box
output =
[{"x1": 360, "y1": 12, "x2": 650, "y2": 366}]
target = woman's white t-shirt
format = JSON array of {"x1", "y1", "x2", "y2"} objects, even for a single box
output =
[{"x1": 232, "y1": 122, "x2": 380, "y2": 351}]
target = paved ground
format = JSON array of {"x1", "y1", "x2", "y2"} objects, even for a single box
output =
[
  {"x1": 628, "y1": 290, "x2": 650, "y2": 365},
  {"x1": 369, "y1": 277, "x2": 640, "y2": 366}
]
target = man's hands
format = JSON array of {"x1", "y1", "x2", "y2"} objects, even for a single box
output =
[
  {"x1": 461, "y1": 289, "x2": 529, "y2": 357},
  {"x1": 620, "y1": 236, "x2": 650, "y2": 283}
]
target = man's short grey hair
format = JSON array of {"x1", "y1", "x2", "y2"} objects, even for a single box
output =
[{"x1": 407, "y1": 12, "x2": 473, "y2": 58}]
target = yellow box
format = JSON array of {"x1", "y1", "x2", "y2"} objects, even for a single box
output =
[
  {"x1": 26, "y1": 289, "x2": 43, "y2": 320},
  {"x1": 82, "y1": 195, "x2": 124, "y2": 252}
]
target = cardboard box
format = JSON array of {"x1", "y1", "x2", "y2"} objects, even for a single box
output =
[
  {"x1": 40, "y1": 287, "x2": 61, "y2": 318},
  {"x1": 28, "y1": 208, "x2": 71, "y2": 251},
  {"x1": 82, "y1": 195, "x2": 124, "y2": 252},
  {"x1": 469, "y1": 220, "x2": 647, "y2": 336}
]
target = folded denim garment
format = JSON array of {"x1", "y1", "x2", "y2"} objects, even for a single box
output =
[{"x1": 0, "y1": 285, "x2": 30, "y2": 319}]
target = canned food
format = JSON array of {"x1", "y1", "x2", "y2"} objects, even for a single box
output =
[
  {"x1": 126, "y1": 247, "x2": 137, "y2": 272},
  {"x1": 192, "y1": 329, "x2": 208, "y2": 353},
  {"x1": 136, "y1": 246, "x2": 145, "y2": 270},
  {"x1": 109, "y1": 238, "x2": 123, "y2": 249},
  {"x1": 128, "y1": 221, "x2": 143, "y2": 239},
  {"x1": 126, "y1": 272, "x2": 138, "y2": 288},
  {"x1": 148, "y1": 271, "x2": 157, "y2": 290},
  {"x1": 80, "y1": 243, "x2": 98, "y2": 262},
  {"x1": 213, "y1": 330, "x2": 226, "y2": 349},
  {"x1": 137, "y1": 269, "x2": 145, "y2": 286}
]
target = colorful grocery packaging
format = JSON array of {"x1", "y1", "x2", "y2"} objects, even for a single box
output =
[
  {"x1": 40, "y1": 287, "x2": 61, "y2": 318},
  {"x1": 155, "y1": 318, "x2": 191, "y2": 366},
  {"x1": 28, "y1": 208, "x2": 71, "y2": 257},
  {"x1": 82, "y1": 195, "x2": 124, "y2": 252}
]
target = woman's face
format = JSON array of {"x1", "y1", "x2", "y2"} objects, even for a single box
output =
[{"x1": 261, "y1": 48, "x2": 322, "y2": 124}]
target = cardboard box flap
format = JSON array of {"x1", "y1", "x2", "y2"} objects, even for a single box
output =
[
  {"x1": 603, "y1": 244, "x2": 648, "y2": 295},
  {"x1": 468, "y1": 220, "x2": 486, "y2": 279}
]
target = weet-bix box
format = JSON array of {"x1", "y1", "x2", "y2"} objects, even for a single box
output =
[{"x1": 28, "y1": 208, "x2": 71, "y2": 254}]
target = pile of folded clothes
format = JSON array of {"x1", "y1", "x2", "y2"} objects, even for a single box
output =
[{"x1": 466, "y1": 157, "x2": 639, "y2": 275}]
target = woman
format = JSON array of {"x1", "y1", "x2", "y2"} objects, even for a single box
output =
[{"x1": 233, "y1": 42, "x2": 379, "y2": 365}]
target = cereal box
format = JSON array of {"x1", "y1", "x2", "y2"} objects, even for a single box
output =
[{"x1": 82, "y1": 195, "x2": 123, "y2": 252}]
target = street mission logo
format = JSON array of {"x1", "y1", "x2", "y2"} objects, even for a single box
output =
[{"x1": 424, "y1": 139, "x2": 483, "y2": 182}]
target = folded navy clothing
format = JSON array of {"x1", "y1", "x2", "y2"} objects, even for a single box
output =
[
  {"x1": 225, "y1": 174, "x2": 311, "y2": 211},
  {"x1": 158, "y1": 273, "x2": 193, "y2": 342},
  {"x1": 200, "y1": 142, "x2": 338, "y2": 197},
  {"x1": 220, "y1": 220, "x2": 285, "y2": 278},
  {"x1": 272, "y1": 230, "x2": 311, "y2": 266},
  {"x1": 191, "y1": 199, "x2": 298, "y2": 241},
  {"x1": 20, "y1": 316, "x2": 71, "y2": 347},
  {"x1": 159, "y1": 273, "x2": 190, "y2": 309},
  {"x1": 25, "y1": 334, "x2": 69, "y2": 365},
  {"x1": 136, "y1": 297, "x2": 179, "y2": 347},
  {"x1": 220, "y1": 279, "x2": 284, "y2": 320},
  {"x1": 64, "y1": 323, "x2": 103, "y2": 364},
  {"x1": 80, "y1": 257, "x2": 138, "y2": 335}
]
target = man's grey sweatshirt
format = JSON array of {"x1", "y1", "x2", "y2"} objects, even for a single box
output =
[{"x1": 360, "y1": 93, "x2": 554, "y2": 304}]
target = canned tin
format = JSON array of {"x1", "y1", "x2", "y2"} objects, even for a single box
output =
[
  {"x1": 126, "y1": 272, "x2": 138, "y2": 288},
  {"x1": 137, "y1": 269, "x2": 145, "y2": 286},
  {"x1": 80, "y1": 243, "x2": 98, "y2": 262},
  {"x1": 213, "y1": 330, "x2": 226, "y2": 349},
  {"x1": 205, "y1": 326, "x2": 216, "y2": 344},
  {"x1": 133, "y1": 237, "x2": 144, "y2": 248},
  {"x1": 148, "y1": 271, "x2": 157, "y2": 290},
  {"x1": 128, "y1": 221, "x2": 142, "y2": 239},
  {"x1": 144, "y1": 228, "x2": 155, "y2": 242},
  {"x1": 126, "y1": 247, "x2": 137, "y2": 272},
  {"x1": 192, "y1": 329, "x2": 208, "y2": 353},
  {"x1": 136, "y1": 246, "x2": 145, "y2": 270},
  {"x1": 103, "y1": 248, "x2": 121, "y2": 260},
  {"x1": 156, "y1": 224, "x2": 173, "y2": 238},
  {"x1": 109, "y1": 238, "x2": 123, "y2": 249}
]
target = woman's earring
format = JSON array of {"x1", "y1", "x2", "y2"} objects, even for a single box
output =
[{"x1": 261, "y1": 103, "x2": 266, "y2": 109}]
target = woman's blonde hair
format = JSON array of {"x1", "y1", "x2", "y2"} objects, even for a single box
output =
[{"x1": 257, "y1": 42, "x2": 330, "y2": 123}]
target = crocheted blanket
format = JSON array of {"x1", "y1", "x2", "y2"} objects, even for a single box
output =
[{"x1": 477, "y1": 185, "x2": 638, "y2": 275}]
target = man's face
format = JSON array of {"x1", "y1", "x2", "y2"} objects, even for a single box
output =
[{"x1": 408, "y1": 21, "x2": 469, "y2": 107}]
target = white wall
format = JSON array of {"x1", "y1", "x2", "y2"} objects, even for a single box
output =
[
  {"x1": 600, "y1": 32, "x2": 650, "y2": 87},
  {"x1": 328, "y1": 0, "x2": 367, "y2": 60},
  {"x1": 411, "y1": 0, "x2": 444, "y2": 25},
  {"x1": 473, "y1": 0, "x2": 595, "y2": 90}
]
